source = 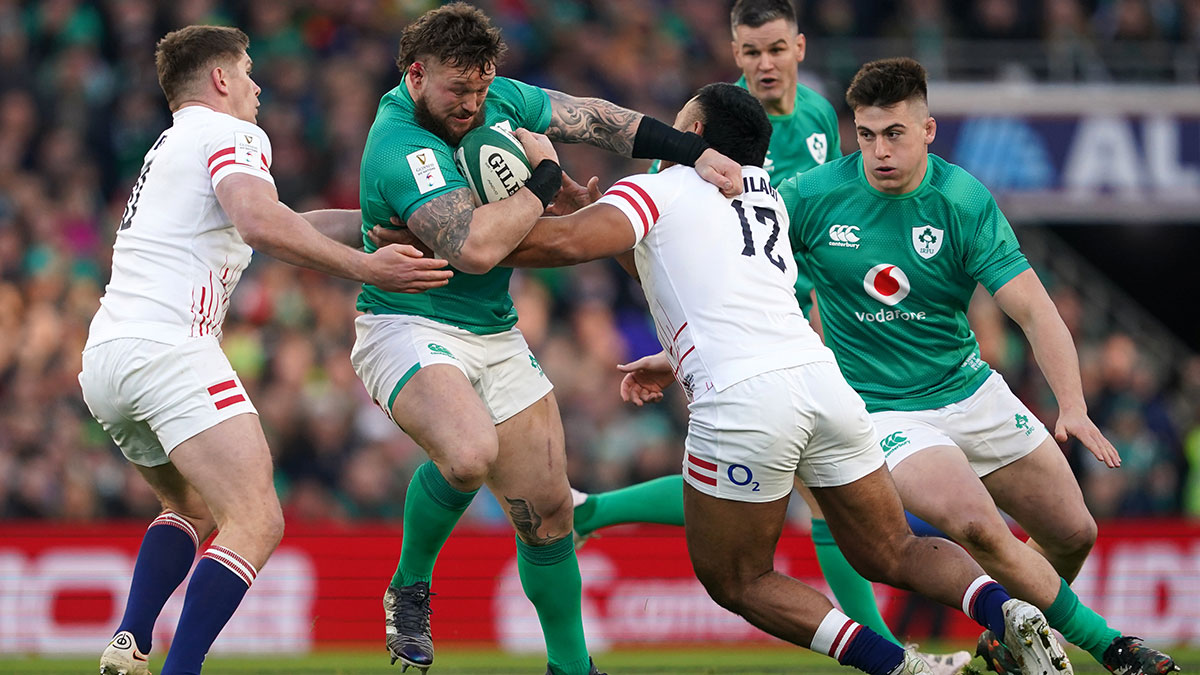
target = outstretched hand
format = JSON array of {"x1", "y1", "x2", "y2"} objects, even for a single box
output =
[
  {"x1": 617, "y1": 351, "x2": 674, "y2": 406},
  {"x1": 695, "y1": 148, "x2": 743, "y2": 197},
  {"x1": 544, "y1": 172, "x2": 602, "y2": 216},
  {"x1": 1055, "y1": 408, "x2": 1121, "y2": 468}
]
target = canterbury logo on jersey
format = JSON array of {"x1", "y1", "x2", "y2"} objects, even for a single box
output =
[{"x1": 828, "y1": 224, "x2": 861, "y2": 248}]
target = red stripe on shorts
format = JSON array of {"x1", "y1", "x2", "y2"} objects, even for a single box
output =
[
  {"x1": 687, "y1": 467, "x2": 717, "y2": 486},
  {"x1": 687, "y1": 453, "x2": 717, "y2": 471},
  {"x1": 208, "y1": 380, "x2": 237, "y2": 395},
  {"x1": 214, "y1": 394, "x2": 246, "y2": 410}
]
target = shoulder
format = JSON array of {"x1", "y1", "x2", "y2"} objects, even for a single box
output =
[
  {"x1": 794, "y1": 83, "x2": 836, "y2": 115},
  {"x1": 488, "y1": 76, "x2": 542, "y2": 101},
  {"x1": 364, "y1": 102, "x2": 451, "y2": 163},
  {"x1": 927, "y1": 154, "x2": 998, "y2": 217},
  {"x1": 796, "y1": 153, "x2": 859, "y2": 195}
]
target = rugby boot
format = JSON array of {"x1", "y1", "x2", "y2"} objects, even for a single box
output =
[
  {"x1": 1102, "y1": 636, "x2": 1180, "y2": 675},
  {"x1": 99, "y1": 630, "x2": 151, "y2": 675},
  {"x1": 977, "y1": 629, "x2": 1022, "y2": 675},
  {"x1": 385, "y1": 582, "x2": 435, "y2": 672},
  {"x1": 545, "y1": 658, "x2": 606, "y2": 675},
  {"x1": 1002, "y1": 599, "x2": 1073, "y2": 675},
  {"x1": 907, "y1": 644, "x2": 973, "y2": 675},
  {"x1": 891, "y1": 647, "x2": 934, "y2": 675}
]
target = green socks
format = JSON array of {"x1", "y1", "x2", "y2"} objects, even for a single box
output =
[
  {"x1": 573, "y1": 474, "x2": 685, "y2": 536},
  {"x1": 391, "y1": 461, "x2": 478, "y2": 588},
  {"x1": 811, "y1": 518, "x2": 902, "y2": 646},
  {"x1": 517, "y1": 536, "x2": 591, "y2": 675},
  {"x1": 1044, "y1": 577, "x2": 1121, "y2": 664}
]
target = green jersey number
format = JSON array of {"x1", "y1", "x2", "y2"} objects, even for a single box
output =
[{"x1": 731, "y1": 199, "x2": 786, "y2": 273}]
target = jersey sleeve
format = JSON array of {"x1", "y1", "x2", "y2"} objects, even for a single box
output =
[
  {"x1": 962, "y1": 185, "x2": 1030, "y2": 294},
  {"x1": 203, "y1": 119, "x2": 275, "y2": 189},
  {"x1": 596, "y1": 172, "x2": 670, "y2": 246},
  {"x1": 496, "y1": 77, "x2": 552, "y2": 134}
]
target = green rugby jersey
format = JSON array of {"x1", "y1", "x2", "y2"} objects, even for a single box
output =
[
  {"x1": 356, "y1": 75, "x2": 551, "y2": 334},
  {"x1": 653, "y1": 78, "x2": 840, "y2": 315},
  {"x1": 778, "y1": 152, "x2": 1030, "y2": 412}
]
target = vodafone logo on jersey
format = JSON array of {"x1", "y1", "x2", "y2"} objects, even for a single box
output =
[{"x1": 863, "y1": 264, "x2": 910, "y2": 306}]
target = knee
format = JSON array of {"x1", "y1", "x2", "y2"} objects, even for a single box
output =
[
  {"x1": 953, "y1": 517, "x2": 1011, "y2": 559},
  {"x1": 1043, "y1": 515, "x2": 1097, "y2": 561},
  {"x1": 692, "y1": 564, "x2": 756, "y2": 616},
  {"x1": 441, "y1": 437, "x2": 499, "y2": 490},
  {"x1": 513, "y1": 492, "x2": 573, "y2": 545},
  {"x1": 262, "y1": 502, "x2": 285, "y2": 548}
]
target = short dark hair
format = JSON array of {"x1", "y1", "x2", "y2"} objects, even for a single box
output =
[
  {"x1": 155, "y1": 25, "x2": 249, "y2": 108},
  {"x1": 397, "y1": 2, "x2": 506, "y2": 74},
  {"x1": 692, "y1": 83, "x2": 772, "y2": 167},
  {"x1": 845, "y1": 57, "x2": 928, "y2": 110},
  {"x1": 730, "y1": 0, "x2": 798, "y2": 34}
]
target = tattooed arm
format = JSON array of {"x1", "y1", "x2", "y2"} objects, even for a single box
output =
[
  {"x1": 405, "y1": 186, "x2": 545, "y2": 275},
  {"x1": 544, "y1": 88, "x2": 742, "y2": 195},
  {"x1": 544, "y1": 88, "x2": 640, "y2": 156}
]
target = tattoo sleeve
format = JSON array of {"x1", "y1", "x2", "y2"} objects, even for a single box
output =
[
  {"x1": 545, "y1": 88, "x2": 641, "y2": 156},
  {"x1": 504, "y1": 496, "x2": 554, "y2": 545},
  {"x1": 405, "y1": 187, "x2": 475, "y2": 261}
]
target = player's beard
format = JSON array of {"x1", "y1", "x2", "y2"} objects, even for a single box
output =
[{"x1": 414, "y1": 96, "x2": 487, "y2": 146}]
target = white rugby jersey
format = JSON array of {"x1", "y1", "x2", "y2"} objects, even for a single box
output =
[
  {"x1": 86, "y1": 106, "x2": 274, "y2": 348},
  {"x1": 597, "y1": 165, "x2": 833, "y2": 401}
]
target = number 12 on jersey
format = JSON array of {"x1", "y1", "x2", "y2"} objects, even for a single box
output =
[{"x1": 730, "y1": 199, "x2": 787, "y2": 273}]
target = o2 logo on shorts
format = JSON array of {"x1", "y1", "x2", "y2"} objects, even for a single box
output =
[{"x1": 727, "y1": 464, "x2": 760, "y2": 492}]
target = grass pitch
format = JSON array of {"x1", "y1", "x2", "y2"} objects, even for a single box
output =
[{"x1": 2, "y1": 646, "x2": 1196, "y2": 674}]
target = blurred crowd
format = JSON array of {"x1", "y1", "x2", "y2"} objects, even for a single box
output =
[{"x1": 0, "y1": 0, "x2": 1197, "y2": 525}]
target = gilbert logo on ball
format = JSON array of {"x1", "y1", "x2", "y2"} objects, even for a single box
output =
[{"x1": 454, "y1": 122, "x2": 533, "y2": 205}]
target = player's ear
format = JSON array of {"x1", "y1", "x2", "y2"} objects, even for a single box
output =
[
  {"x1": 690, "y1": 120, "x2": 704, "y2": 136},
  {"x1": 925, "y1": 116, "x2": 937, "y2": 145},
  {"x1": 210, "y1": 65, "x2": 229, "y2": 95},
  {"x1": 409, "y1": 62, "x2": 425, "y2": 86},
  {"x1": 794, "y1": 32, "x2": 806, "y2": 63}
]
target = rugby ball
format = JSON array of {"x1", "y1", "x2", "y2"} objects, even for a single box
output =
[{"x1": 453, "y1": 122, "x2": 532, "y2": 205}]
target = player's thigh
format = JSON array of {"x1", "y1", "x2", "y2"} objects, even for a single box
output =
[
  {"x1": 809, "y1": 465, "x2": 912, "y2": 577},
  {"x1": 888, "y1": 443, "x2": 1010, "y2": 545},
  {"x1": 683, "y1": 482, "x2": 790, "y2": 587},
  {"x1": 981, "y1": 435, "x2": 1095, "y2": 547},
  {"x1": 684, "y1": 369, "x2": 813, "y2": 503},
  {"x1": 489, "y1": 392, "x2": 571, "y2": 541},
  {"x1": 167, "y1": 412, "x2": 277, "y2": 526},
  {"x1": 351, "y1": 313, "x2": 497, "y2": 466}
]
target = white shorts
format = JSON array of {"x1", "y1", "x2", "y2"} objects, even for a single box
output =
[
  {"x1": 870, "y1": 371, "x2": 1050, "y2": 477},
  {"x1": 351, "y1": 313, "x2": 553, "y2": 426},
  {"x1": 78, "y1": 337, "x2": 258, "y2": 467},
  {"x1": 683, "y1": 361, "x2": 884, "y2": 503}
]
